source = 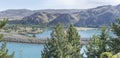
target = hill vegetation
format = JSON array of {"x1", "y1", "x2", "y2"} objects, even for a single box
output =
[{"x1": 1, "y1": 4, "x2": 120, "y2": 27}]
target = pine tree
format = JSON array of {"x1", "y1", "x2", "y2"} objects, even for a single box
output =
[
  {"x1": 99, "y1": 26, "x2": 110, "y2": 52},
  {"x1": 111, "y1": 18, "x2": 120, "y2": 37},
  {"x1": 86, "y1": 26, "x2": 110, "y2": 58},
  {"x1": 109, "y1": 18, "x2": 120, "y2": 54},
  {"x1": 110, "y1": 18, "x2": 120, "y2": 54},
  {"x1": 0, "y1": 19, "x2": 14, "y2": 58},
  {"x1": 41, "y1": 24, "x2": 82, "y2": 58},
  {"x1": 66, "y1": 24, "x2": 81, "y2": 58},
  {"x1": 86, "y1": 35, "x2": 102, "y2": 58},
  {"x1": 41, "y1": 23, "x2": 67, "y2": 58}
]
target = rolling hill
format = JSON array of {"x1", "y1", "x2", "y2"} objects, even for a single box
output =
[{"x1": 1, "y1": 4, "x2": 120, "y2": 27}]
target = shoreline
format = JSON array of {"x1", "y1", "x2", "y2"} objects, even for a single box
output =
[
  {"x1": 1, "y1": 32, "x2": 47, "y2": 44},
  {"x1": 2, "y1": 38, "x2": 47, "y2": 44},
  {"x1": 0, "y1": 28, "x2": 91, "y2": 44},
  {"x1": 2, "y1": 35, "x2": 47, "y2": 44},
  {"x1": 2, "y1": 36, "x2": 89, "y2": 45},
  {"x1": 75, "y1": 27, "x2": 98, "y2": 31}
]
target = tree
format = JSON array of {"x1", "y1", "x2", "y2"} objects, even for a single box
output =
[
  {"x1": 110, "y1": 18, "x2": 120, "y2": 54},
  {"x1": 41, "y1": 23, "x2": 67, "y2": 58},
  {"x1": 66, "y1": 24, "x2": 81, "y2": 58},
  {"x1": 99, "y1": 26, "x2": 110, "y2": 52},
  {"x1": 0, "y1": 19, "x2": 14, "y2": 58},
  {"x1": 111, "y1": 18, "x2": 120, "y2": 37},
  {"x1": 86, "y1": 35, "x2": 102, "y2": 58},
  {"x1": 86, "y1": 26, "x2": 110, "y2": 58},
  {"x1": 41, "y1": 24, "x2": 82, "y2": 58}
]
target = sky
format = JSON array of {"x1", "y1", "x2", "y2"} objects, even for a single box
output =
[{"x1": 0, "y1": 0, "x2": 120, "y2": 11}]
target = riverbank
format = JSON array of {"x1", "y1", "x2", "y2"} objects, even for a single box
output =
[
  {"x1": 75, "y1": 27, "x2": 98, "y2": 30},
  {"x1": 1, "y1": 32, "x2": 47, "y2": 44},
  {"x1": 0, "y1": 32, "x2": 88, "y2": 44},
  {"x1": 2, "y1": 37, "x2": 47, "y2": 44}
]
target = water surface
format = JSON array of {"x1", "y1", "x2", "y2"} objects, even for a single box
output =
[
  {"x1": 7, "y1": 42, "x2": 44, "y2": 58},
  {"x1": 7, "y1": 29, "x2": 115, "y2": 58}
]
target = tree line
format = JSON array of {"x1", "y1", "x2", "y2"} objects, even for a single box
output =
[{"x1": 41, "y1": 18, "x2": 120, "y2": 58}]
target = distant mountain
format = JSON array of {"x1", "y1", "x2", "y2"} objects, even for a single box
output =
[
  {"x1": 0, "y1": 9, "x2": 35, "y2": 20},
  {"x1": 48, "y1": 13, "x2": 79, "y2": 26},
  {"x1": 0, "y1": 9, "x2": 82, "y2": 20},
  {"x1": 21, "y1": 12, "x2": 58, "y2": 25},
  {"x1": 2, "y1": 4, "x2": 120, "y2": 27},
  {"x1": 75, "y1": 5, "x2": 119, "y2": 27}
]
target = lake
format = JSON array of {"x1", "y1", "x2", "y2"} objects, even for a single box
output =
[
  {"x1": 7, "y1": 29, "x2": 115, "y2": 58},
  {"x1": 6, "y1": 42, "x2": 44, "y2": 58},
  {"x1": 31, "y1": 29, "x2": 115, "y2": 39}
]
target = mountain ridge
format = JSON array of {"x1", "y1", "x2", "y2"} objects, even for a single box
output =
[{"x1": 1, "y1": 4, "x2": 120, "y2": 27}]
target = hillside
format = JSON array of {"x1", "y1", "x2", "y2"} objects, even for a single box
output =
[
  {"x1": 75, "y1": 5, "x2": 119, "y2": 27},
  {"x1": 2, "y1": 4, "x2": 120, "y2": 27},
  {"x1": 0, "y1": 9, "x2": 35, "y2": 20},
  {"x1": 0, "y1": 9, "x2": 81, "y2": 20},
  {"x1": 48, "y1": 13, "x2": 79, "y2": 26}
]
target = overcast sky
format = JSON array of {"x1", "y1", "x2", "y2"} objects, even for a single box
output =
[{"x1": 0, "y1": 0, "x2": 120, "y2": 11}]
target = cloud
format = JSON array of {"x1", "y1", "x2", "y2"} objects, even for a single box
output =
[
  {"x1": 0, "y1": 0, "x2": 120, "y2": 11},
  {"x1": 88, "y1": 0, "x2": 120, "y2": 5},
  {"x1": 40, "y1": 0, "x2": 120, "y2": 9},
  {"x1": 56, "y1": 0, "x2": 76, "y2": 6}
]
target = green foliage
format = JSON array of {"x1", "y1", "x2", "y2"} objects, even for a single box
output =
[
  {"x1": 0, "y1": 19, "x2": 8, "y2": 29},
  {"x1": 100, "y1": 52, "x2": 112, "y2": 58},
  {"x1": 108, "y1": 38, "x2": 120, "y2": 54},
  {"x1": 86, "y1": 26, "x2": 110, "y2": 58},
  {"x1": 66, "y1": 24, "x2": 81, "y2": 58},
  {"x1": 86, "y1": 18, "x2": 120, "y2": 58},
  {"x1": 0, "y1": 42, "x2": 15, "y2": 58},
  {"x1": 41, "y1": 24, "x2": 81, "y2": 58},
  {"x1": 113, "y1": 52, "x2": 120, "y2": 58},
  {"x1": 99, "y1": 26, "x2": 110, "y2": 52},
  {"x1": 42, "y1": 18, "x2": 120, "y2": 58},
  {"x1": 86, "y1": 35, "x2": 102, "y2": 58},
  {"x1": 111, "y1": 18, "x2": 120, "y2": 37},
  {"x1": 42, "y1": 23, "x2": 67, "y2": 58},
  {"x1": 110, "y1": 18, "x2": 120, "y2": 54},
  {"x1": 67, "y1": 25, "x2": 80, "y2": 45},
  {"x1": 0, "y1": 19, "x2": 14, "y2": 58},
  {"x1": 100, "y1": 52, "x2": 120, "y2": 58}
]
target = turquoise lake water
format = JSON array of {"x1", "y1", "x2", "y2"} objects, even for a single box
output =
[
  {"x1": 6, "y1": 42, "x2": 44, "y2": 58},
  {"x1": 6, "y1": 29, "x2": 115, "y2": 58},
  {"x1": 34, "y1": 29, "x2": 115, "y2": 39}
]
